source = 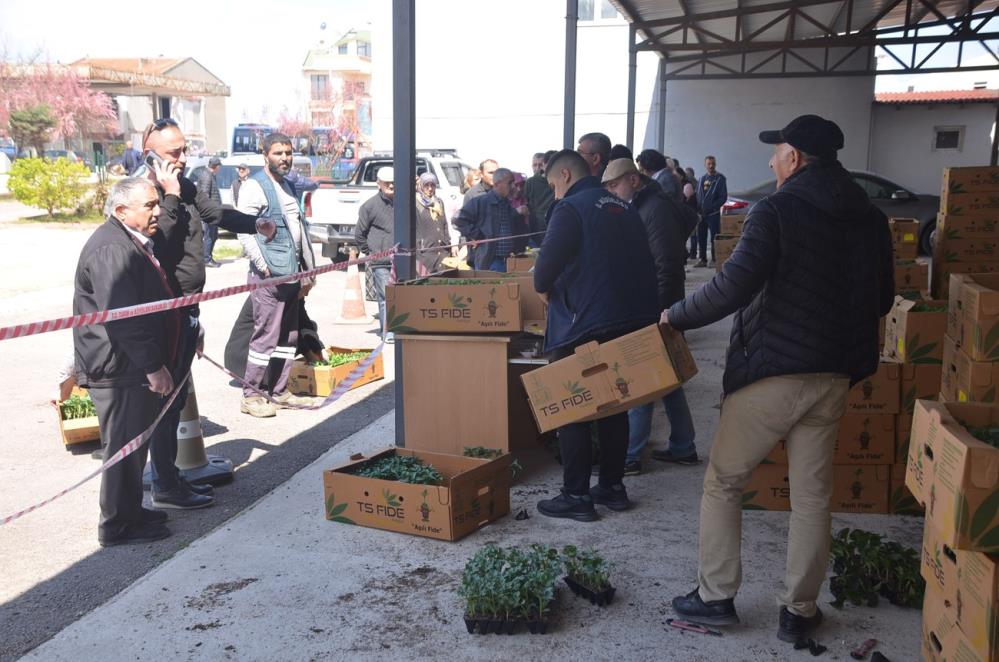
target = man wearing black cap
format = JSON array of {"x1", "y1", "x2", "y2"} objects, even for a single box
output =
[{"x1": 661, "y1": 115, "x2": 894, "y2": 644}]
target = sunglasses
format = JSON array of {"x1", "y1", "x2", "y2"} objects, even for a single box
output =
[{"x1": 142, "y1": 117, "x2": 180, "y2": 147}]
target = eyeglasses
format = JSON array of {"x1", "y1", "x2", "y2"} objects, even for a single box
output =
[{"x1": 142, "y1": 118, "x2": 179, "y2": 147}]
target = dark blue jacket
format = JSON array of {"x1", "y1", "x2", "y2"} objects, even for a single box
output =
[
  {"x1": 668, "y1": 161, "x2": 894, "y2": 394},
  {"x1": 697, "y1": 172, "x2": 727, "y2": 217},
  {"x1": 534, "y1": 177, "x2": 659, "y2": 352},
  {"x1": 454, "y1": 190, "x2": 528, "y2": 269}
]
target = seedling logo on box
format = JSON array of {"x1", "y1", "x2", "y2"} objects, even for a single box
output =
[
  {"x1": 611, "y1": 362, "x2": 632, "y2": 398},
  {"x1": 485, "y1": 287, "x2": 499, "y2": 319},
  {"x1": 538, "y1": 381, "x2": 594, "y2": 418},
  {"x1": 355, "y1": 489, "x2": 406, "y2": 520},
  {"x1": 419, "y1": 488, "x2": 432, "y2": 523}
]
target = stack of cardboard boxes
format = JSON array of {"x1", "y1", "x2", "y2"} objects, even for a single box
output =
[
  {"x1": 890, "y1": 217, "x2": 929, "y2": 298},
  {"x1": 931, "y1": 166, "x2": 999, "y2": 298},
  {"x1": 942, "y1": 273, "x2": 999, "y2": 405},
  {"x1": 712, "y1": 213, "x2": 746, "y2": 272},
  {"x1": 905, "y1": 400, "x2": 998, "y2": 662}
]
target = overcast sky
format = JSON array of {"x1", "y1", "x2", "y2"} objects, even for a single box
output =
[{"x1": 0, "y1": 0, "x2": 375, "y2": 132}]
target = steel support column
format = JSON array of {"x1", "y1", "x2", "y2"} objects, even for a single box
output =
[
  {"x1": 626, "y1": 24, "x2": 638, "y2": 152},
  {"x1": 564, "y1": 0, "x2": 578, "y2": 149},
  {"x1": 392, "y1": 0, "x2": 416, "y2": 447},
  {"x1": 658, "y1": 58, "x2": 668, "y2": 152}
]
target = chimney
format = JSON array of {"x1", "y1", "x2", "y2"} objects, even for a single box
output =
[
  {"x1": 907, "y1": 85, "x2": 914, "y2": 93},
  {"x1": 974, "y1": 81, "x2": 987, "y2": 90}
]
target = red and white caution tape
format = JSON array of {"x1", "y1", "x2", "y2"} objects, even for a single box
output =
[{"x1": 0, "y1": 373, "x2": 191, "y2": 526}]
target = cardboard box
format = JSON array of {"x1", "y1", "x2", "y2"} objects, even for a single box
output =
[
  {"x1": 741, "y1": 462, "x2": 890, "y2": 514},
  {"x1": 890, "y1": 218, "x2": 921, "y2": 260},
  {"x1": 505, "y1": 253, "x2": 537, "y2": 273},
  {"x1": 287, "y1": 346, "x2": 384, "y2": 397},
  {"x1": 932, "y1": 260, "x2": 999, "y2": 299},
  {"x1": 948, "y1": 273, "x2": 999, "y2": 362},
  {"x1": 934, "y1": 236, "x2": 999, "y2": 263},
  {"x1": 941, "y1": 191, "x2": 999, "y2": 218},
  {"x1": 845, "y1": 360, "x2": 901, "y2": 414},
  {"x1": 941, "y1": 336, "x2": 999, "y2": 404},
  {"x1": 764, "y1": 414, "x2": 895, "y2": 465},
  {"x1": 322, "y1": 448, "x2": 511, "y2": 541},
  {"x1": 906, "y1": 400, "x2": 999, "y2": 553},
  {"x1": 942, "y1": 166, "x2": 999, "y2": 195},
  {"x1": 713, "y1": 235, "x2": 739, "y2": 262},
  {"x1": 922, "y1": 589, "x2": 991, "y2": 662},
  {"x1": 901, "y1": 363, "x2": 943, "y2": 415},
  {"x1": 890, "y1": 463, "x2": 923, "y2": 514},
  {"x1": 53, "y1": 387, "x2": 100, "y2": 446},
  {"x1": 884, "y1": 297, "x2": 947, "y2": 364},
  {"x1": 938, "y1": 212, "x2": 999, "y2": 240},
  {"x1": 895, "y1": 260, "x2": 929, "y2": 294},
  {"x1": 719, "y1": 214, "x2": 746, "y2": 235},
  {"x1": 897, "y1": 413, "x2": 914, "y2": 464},
  {"x1": 385, "y1": 273, "x2": 524, "y2": 333},
  {"x1": 921, "y1": 521, "x2": 998, "y2": 660},
  {"x1": 521, "y1": 324, "x2": 697, "y2": 433}
]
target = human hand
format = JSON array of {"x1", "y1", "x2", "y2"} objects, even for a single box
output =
[
  {"x1": 256, "y1": 217, "x2": 277, "y2": 242},
  {"x1": 451, "y1": 246, "x2": 459, "y2": 257},
  {"x1": 516, "y1": 205, "x2": 529, "y2": 216},
  {"x1": 146, "y1": 366, "x2": 174, "y2": 395},
  {"x1": 299, "y1": 282, "x2": 314, "y2": 299},
  {"x1": 660, "y1": 309, "x2": 670, "y2": 326},
  {"x1": 153, "y1": 159, "x2": 181, "y2": 197}
]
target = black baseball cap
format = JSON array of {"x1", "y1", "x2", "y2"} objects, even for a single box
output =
[{"x1": 759, "y1": 114, "x2": 844, "y2": 160}]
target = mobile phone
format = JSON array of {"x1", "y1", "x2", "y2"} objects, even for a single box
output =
[{"x1": 143, "y1": 150, "x2": 164, "y2": 169}]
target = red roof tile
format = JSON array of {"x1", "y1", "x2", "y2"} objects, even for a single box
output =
[{"x1": 875, "y1": 89, "x2": 998, "y2": 104}]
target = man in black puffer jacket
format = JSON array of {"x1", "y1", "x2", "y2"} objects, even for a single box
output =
[{"x1": 664, "y1": 115, "x2": 894, "y2": 644}]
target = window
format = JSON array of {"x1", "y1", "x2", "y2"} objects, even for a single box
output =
[
  {"x1": 338, "y1": 43, "x2": 348, "y2": 55},
  {"x1": 311, "y1": 74, "x2": 329, "y2": 101},
  {"x1": 357, "y1": 41, "x2": 371, "y2": 57},
  {"x1": 600, "y1": 0, "x2": 618, "y2": 19},
  {"x1": 578, "y1": 0, "x2": 618, "y2": 21},
  {"x1": 440, "y1": 162, "x2": 465, "y2": 188},
  {"x1": 934, "y1": 126, "x2": 964, "y2": 151},
  {"x1": 853, "y1": 174, "x2": 895, "y2": 200},
  {"x1": 578, "y1": 0, "x2": 594, "y2": 20}
]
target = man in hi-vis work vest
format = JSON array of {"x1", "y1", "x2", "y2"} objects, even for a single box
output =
[{"x1": 236, "y1": 133, "x2": 317, "y2": 418}]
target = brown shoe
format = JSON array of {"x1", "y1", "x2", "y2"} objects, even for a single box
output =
[
  {"x1": 272, "y1": 391, "x2": 319, "y2": 408},
  {"x1": 240, "y1": 396, "x2": 277, "y2": 418}
]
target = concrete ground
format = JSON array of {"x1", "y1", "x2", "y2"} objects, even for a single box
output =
[{"x1": 1, "y1": 229, "x2": 924, "y2": 661}]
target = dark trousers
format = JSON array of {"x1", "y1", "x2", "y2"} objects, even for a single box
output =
[
  {"x1": 698, "y1": 213, "x2": 720, "y2": 261},
  {"x1": 552, "y1": 332, "x2": 631, "y2": 495},
  {"x1": 202, "y1": 222, "x2": 218, "y2": 263},
  {"x1": 148, "y1": 311, "x2": 199, "y2": 493},
  {"x1": 90, "y1": 385, "x2": 161, "y2": 539},
  {"x1": 244, "y1": 273, "x2": 300, "y2": 396}
]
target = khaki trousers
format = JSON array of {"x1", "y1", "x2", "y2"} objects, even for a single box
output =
[{"x1": 697, "y1": 373, "x2": 850, "y2": 617}]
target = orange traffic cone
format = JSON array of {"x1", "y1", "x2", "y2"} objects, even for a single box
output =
[{"x1": 336, "y1": 250, "x2": 374, "y2": 324}]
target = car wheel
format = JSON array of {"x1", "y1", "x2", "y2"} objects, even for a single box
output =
[{"x1": 919, "y1": 218, "x2": 936, "y2": 257}]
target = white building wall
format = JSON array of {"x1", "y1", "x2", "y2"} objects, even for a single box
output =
[
  {"x1": 870, "y1": 103, "x2": 997, "y2": 194},
  {"x1": 662, "y1": 76, "x2": 876, "y2": 191}
]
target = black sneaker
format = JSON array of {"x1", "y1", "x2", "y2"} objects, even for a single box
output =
[
  {"x1": 672, "y1": 588, "x2": 740, "y2": 626},
  {"x1": 99, "y1": 521, "x2": 171, "y2": 547},
  {"x1": 537, "y1": 490, "x2": 598, "y2": 522},
  {"x1": 151, "y1": 487, "x2": 214, "y2": 510},
  {"x1": 651, "y1": 449, "x2": 701, "y2": 465},
  {"x1": 182, "y1": 478, "x2": 215, "y2": 496},
  {"x1": 777, "y1": 606, "x2": 823, "y2": 643},
  {"x1": 623, "y1": 460, "x2": 642, "y2": 475},
  {"x1": 140, "y1": 507, "x2": 168, "y2": 524},
  {"x1": 205, "y1": 259, "x2": 221, "y2": 268},
  {"x1": 590, "y1": 483, "x2": 633, "y2": 511}
]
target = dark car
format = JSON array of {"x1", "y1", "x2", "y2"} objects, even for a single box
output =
[{"x1": 723, "y1": 171, "x2": 940, "y2": 254}]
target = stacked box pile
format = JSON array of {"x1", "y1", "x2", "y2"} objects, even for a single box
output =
[
  {"x1": 942, "y1": 273, "x2": 999, "y2": 405},
  {"x1": 931, "y1": 166, "x2": 999, "y2": 298},
  {"x1": 905, "y1": 401, "x2": 999, "y2": 662},
  {"x1": 712, "y1": 212, "x2": 746, "y2": 272}
]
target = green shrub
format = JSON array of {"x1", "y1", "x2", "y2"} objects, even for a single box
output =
[{"x1": 8, "y1": 157, "x2": 90, "y2": 217}]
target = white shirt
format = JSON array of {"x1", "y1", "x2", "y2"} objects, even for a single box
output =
[{"x1": 236, "y1": 176, "x2": 305, "y2": 275}]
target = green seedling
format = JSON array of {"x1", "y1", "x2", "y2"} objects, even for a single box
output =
[
  {"x1": 462, "y1": 446, "x2": 523, "y2": 479},
  {"x1": 350, "y1": 454, "x2": 444, "y2": 485},
  {"x1": 561, "y1": 545, "x2": 612, "y2": 591},
  {"x1": 310, "y1": 350, "x2": 371, "y2": 368},
  {"x1": 60, "y1": 393, "x2": 96, "y2": 420},
  {"x1": 829, "y1": 527, "x2": 924, "y2": 610},
  {"x1": 459, "y1": 543, "x2": 562, "y2": 621},
  {"x1": 909, "y1": 303, "x2": 947, "y2": 313}
]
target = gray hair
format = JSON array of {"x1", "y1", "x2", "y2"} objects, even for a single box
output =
[
  {"x1": 493, "y1": 167, "x2": 514, "y2": 185},
  {"x1": 105, "y1": 177, "x2": 156, "y2": 218}
]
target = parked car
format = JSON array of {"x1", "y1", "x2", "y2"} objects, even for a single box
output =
[
  {"x1": 304, "y1": 149, "x2": 471, "y2": 261},
  {"x1": 184, "y1": 153, "x2": 312, "y2": 208},
  {"x1": 0, "y1": 138, "x2": 16, "y2": 161},
  {"x1": 723, "y1": 171, "x2": 941, "y2": 254},
  {"x1": 43, "y1": 149, "x2": 86, "y2": 166}
]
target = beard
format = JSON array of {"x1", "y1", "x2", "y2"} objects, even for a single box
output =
[{"x1": 267, "y1": 161, "x2": 290, "y2": 178}]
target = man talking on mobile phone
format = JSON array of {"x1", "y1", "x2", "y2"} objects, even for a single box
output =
[{"x1": 138, "y1": 118, "x2": 265, "y2": 511}]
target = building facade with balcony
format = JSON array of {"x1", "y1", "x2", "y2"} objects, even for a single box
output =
[{"x1": 302, "y1": 29, "x2": 372, "y2": 154}]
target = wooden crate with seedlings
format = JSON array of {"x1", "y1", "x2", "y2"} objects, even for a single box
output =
[{"x1": 53, "y1": 388, "x2": 100, "y2": 446}]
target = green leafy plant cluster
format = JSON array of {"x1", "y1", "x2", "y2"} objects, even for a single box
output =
[
  {"x1": 909, "y1": 303, "x2": 947, "y2": 313},
  {"x1": 829, "y1": 528, "x2": 924, "y2": 609},
  {"x1": 561, "y1": 545, "x2": 611, "y2": 591},
  {"x1": 415, "y1": 278, "x2": 506, "y2": 286},
  {"x1": 458, "y1": 544, "x2": 563, "y2": 621},
  {"x1": 349, "y1": 454, "x2": 443, "y2": 485},
  {"x1": 60, "y1": 393, "x2": 96, "y2": 420},
  {"x1": 462, "y1": 446, "x2": 523, "y2": 479},
  {"x1": 310, "y1": 350, "x2": 371, "y2": 367},
  {"x1": 8, "y1": 157, "x2": 90, "y2": 217},
  {"x1": 962, "y1": 424, "x2": 999, "y2": 449}
]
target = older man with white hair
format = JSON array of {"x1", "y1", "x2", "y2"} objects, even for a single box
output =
[{"x1": 73, "y1": 177, "x2": 179, "y2": 546}]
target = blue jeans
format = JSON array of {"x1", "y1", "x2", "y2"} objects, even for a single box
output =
[
  {"x1": 149, "y1": 311, "x2": 200, "y2": 492},
  {"x1": 202, "y1": 222, "x2": 218, "y2": 262},
  {"x1": 626, "y1": 386, "x2": 696, "y2": 462},
  {"x1": 487, "y1": 257, "x2": 507, "y2": 273},
  {"x1": 369, "y1": 265, "x2": 391, "y2": 334},
  {"x1": 698, "y1": 213, "x2": 720, "y2": 261}
]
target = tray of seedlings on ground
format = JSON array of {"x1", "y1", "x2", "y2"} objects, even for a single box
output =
[
  {"x1": 561, "y1": 545, "x2": 616, "y2": 607},
  {"x1": 59, "y1": 392, "x2": 96, "y2": 420},
  {"x1": 463, "y1": 446, "x2": 523, "y2": 479},
  {"x1": 347, "y1": 454, "x2": 444, "y2": 485},
  {"x1": 459, "y1": 543, "x2": 562, "y2": 635},
  {"x1": 828, "y1": 527, "x2": 924, "y2": 609},
  {"x1": 309, "y1": 349, "x2": 372, "y2": 368}
]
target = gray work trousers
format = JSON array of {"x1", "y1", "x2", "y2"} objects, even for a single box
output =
[{"x1": 243, "y1": 272, "x2": 301, "y2": 397}]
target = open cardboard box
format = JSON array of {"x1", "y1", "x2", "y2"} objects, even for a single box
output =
[
  {"x1": 288, "y1": 345, "x2": 384, "y2": 397},
  {"x1": 921, "y1": 520, "x2": 998, "y2": 660},
  {"x1": 947, "y1": 273, "x2": 999, "y2": 362},
  {"x1": 322, "y1": 448, "x2": 511, "y2": 541},
  {"x1": 889, "y1": 218, "x2": 920, "y2": 260},
  {"x1": 884, "y1": 296, "x2": 947, "y2": 364},
  {"x1": 521, "y1": 324, "x2": 697, "y2": 433},
  {"x1": 906, "y1": 400, "x2": 999, "y2": 553},
  {"x1": 53, "y1": 386, "x2": 100, "y2": 446}
]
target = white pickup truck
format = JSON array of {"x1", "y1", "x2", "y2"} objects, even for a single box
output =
[{"x1": 304, "y1": 150, "x2": 472, "y2": 260}]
